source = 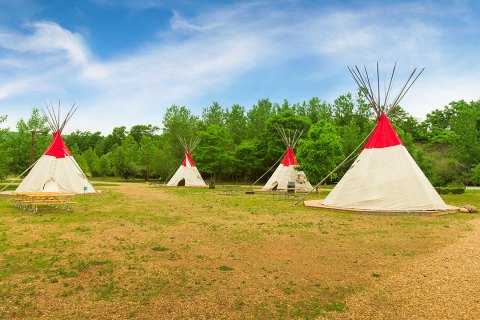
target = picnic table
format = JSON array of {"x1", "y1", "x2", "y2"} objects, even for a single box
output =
[{"x1": 14, "y1": 192, "x2": 77, "y2": 213}]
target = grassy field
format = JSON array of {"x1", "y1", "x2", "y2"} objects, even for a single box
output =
[{"x1": 0, "y1": 182, "x2": 479, "y2": 319}]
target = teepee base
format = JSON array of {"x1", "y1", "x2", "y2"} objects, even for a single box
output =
[{"x1": 304, "y1": 200, "x2": 458, "y2": 216}]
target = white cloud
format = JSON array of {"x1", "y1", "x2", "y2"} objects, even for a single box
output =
[{"x1": 0, "y1": 21, "x2": 89, "y2": 64}]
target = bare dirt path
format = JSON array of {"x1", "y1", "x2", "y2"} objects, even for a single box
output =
[{"x1": 334, "y1": 218, "x2": 480, "y2": 320}]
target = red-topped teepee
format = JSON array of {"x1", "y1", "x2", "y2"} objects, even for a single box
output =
[
  {"x1": 263, "y1": 127, "x2": 313, "y2": 192},
  {"x1": 45, "y1": 132, "x2": 72, "y2": 158},
  {"x1": 167, "y1": 137, "x2": 206, "y2": 187},
  {"x1": 315, "y1": 63, "x2": 454, "y2": 212},
  {"x1": 16, "y1": 104, "x2": 96, "y2": 194}
]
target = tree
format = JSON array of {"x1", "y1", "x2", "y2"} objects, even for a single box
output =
[
  {"x1": 162, "y1": 105, "x2": 200, "y2": 159},
  {"x1": 75, "y1": 154, "x2": 90, "y2": 177},
  {"x1": 418, "y1": 100, "x2": 480, "y2": 185},
  {"x1": 64, "y1": 130, "x2": 104, "y2": 154},
  {"x1": 103, "y1": 126, "x2": 128, "y2": 154},
  {"x1": 8, "y1": 108, "x2": 50, "y2": 174},
  {"x1": 296, "y1": 121, "x2": 345, "y2": 184},
  {"x1": 295, "y1": 97, "x2": 333, "y2": 124},
  {"x1": 450, "y1": 100, "x2": 480, "y2": 172},
  {"x1": 139, "y1": 135, "x2": 157, "y2": 180},
  {"x1": 0, "y1": 115, "x2": 11, "y2": 180},
  {"x1": 333, "y1": 93, "x2": 355, "y2": 127},
  {"x1": 234, "y1": 139, "x2": 261, "y2": 182},
  {"x1": 111, "y1": 136, "x2": 140, "y2": 180},
  {"x1": 82, "y1": 148, "x2": 100, "y2": 177},
  {"x1": 246, "y1": 99, "x2": 275, "y2": 138},
  {"x1": 111, "y1": 145, "x2": 139, "y2": 180},
  {"x1": 98, "y1": 154, "x2": 112, "y2": 177},
  {"x1": 194, "y1": 125, "x2": 232, "y2": 181},
  {"x1": 472, "y1": 163, "x2": 480, "y2": 186},
  {"x1": 201, "y1": 102, "x2": 225, "y2": 128},
  {"x1": 389, "y1": 106, "x2": 422, "y2": 141},
  {"x1": 225, "y1": 104, "x2": 247, "y2": 145},
  {"x1": 129, "y1": 124, "x2": 159, "y2": 143}
]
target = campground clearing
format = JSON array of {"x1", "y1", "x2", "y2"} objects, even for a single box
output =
[{"x1": 0, "y1": 182, "x2": 479, "y2": 319}]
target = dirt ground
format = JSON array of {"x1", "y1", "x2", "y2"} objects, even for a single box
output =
[{"x1": 334, "y1": 218, "x2": 480, "y2": 320}]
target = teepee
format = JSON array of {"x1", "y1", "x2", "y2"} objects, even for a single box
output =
[
  {"x1": 319, "y1": 63, "x2": 452, "y2": 212},
  {"x1": 262, "y1": 127, "x2": 313, "y2": 192},
  {"x1": 16, "y1": 104, "x2": 97, "y2": 194},
  {"x1": 166, "y1": 137, "x2": 207, "y2": 187}
]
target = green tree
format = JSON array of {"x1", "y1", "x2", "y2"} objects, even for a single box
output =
[
  {"x1": 163, "y1": 105, "x2": 200, "y2": 159},
  {"x1": 234, "y1": 139, "x2": 261, "y2": 182},
  {"x1": 139, "y1": 135, "x2": 157, "y2": 180},
  {"x1": 389, "y1": 106, "x2": 421, "y2": 141},
  {"x1": 111, "y1": 146, "x2": 139, "y2": 180},
  {"x1": 75, "y1": 154, "x2": 90, "y2": 177},
  {"x1": 472, "y1": 163, "x2": 480, "y2": 186},
  {"x1": 64, "y1": 130, "x2": 104, "y2": 155},
  {"x1": 82, "y1": 148, "x2": 100, "y2": 177},
  {"x1": 295, "y1": 97, "x2": 333, "y2": 124},
  {"x1": 0, "y1": 115, "x2": 11, "y2": 180},
  {"x1": 246, "y1": 99, "x2": 274, "y2": 138},
  {"x1": 9, "y1": 108, "x2": 50, "y2": 174},
  {"x1": 296, "y1": 121, "x2": 345, "y2": 184},
  {"x1": 202, "y1": 102, "x2": 225, "y2": 128},
  {"x1": 225, "y1": 104, "x2": 247, "y2": 145},
  {"x1": 129, "y1": 124, "x2": 159, "y2": 143},
  {"x1": 98, "y1": 154, "x2": 112, "y2": 177},
  {"x1": 450, "y1": 100, "x2": 480, "y2": 172},
  {"x1": 111, "y1": 136, "x2": 140, "y2": 180},
  {"x1": 195, "y1": 125, "x2": 232, "y2": 181},
  {"x1": 103, "y1": 126, "x2": 128, "y2": 154}
]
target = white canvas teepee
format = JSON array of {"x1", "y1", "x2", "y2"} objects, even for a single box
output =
[
  {"x1": 319, "y1": 64, "x2": 452, "y2": 212},
  {"x1": 16, "y1": 104, "x2": 96, "y2": 194},
  {"x1": 166, "y1": 137, "x2": 207, "y2": 187},
  {"x1": 262, "y1": 128, "x2": 313, "y2": 192}
]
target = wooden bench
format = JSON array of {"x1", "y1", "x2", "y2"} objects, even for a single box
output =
[{"x1": 13, "y1": 192, "x2": 77, "y2": 213}]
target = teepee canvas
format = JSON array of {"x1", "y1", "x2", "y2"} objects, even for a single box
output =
[
  {"x1": 262, "y1": 128, "x2": 313, "y2": 192},
  {"x1": 166, "y1": 137, "x2": 207, "y2": 187},
  {"x1": 319, "y1": 64, "x2": 452, "y2": 212},
  {"x1": 16, "y1": 104, "x2": 96, "y2": 194}
]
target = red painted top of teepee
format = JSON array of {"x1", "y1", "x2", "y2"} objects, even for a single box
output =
[
  {"x1": 281, "y1": 147, "x2": 299, "y2": 166},
  {"x1": 45, "y1": 132, "x2": 72, "y2": 158},
  {"x1": 181, "y1": 151, "x2": 196, "y2": 167},
  {"x1": 364, "y1": 113, "x2": 403, "y2": 149}
]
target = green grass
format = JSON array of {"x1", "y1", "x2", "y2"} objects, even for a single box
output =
[
  {"x1": 152, "y1": 246, "x2": 168, "y2": 252},
  {"x1": 219, "y1": 265, "x2": 234, "y2": 271}
]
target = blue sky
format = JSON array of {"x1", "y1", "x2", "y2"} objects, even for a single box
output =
[{"x1": 1, "y1": 0, "x2": 479, "y2": 133}]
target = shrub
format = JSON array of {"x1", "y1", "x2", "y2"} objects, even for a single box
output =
[{"x1": 435, "y1": 186, "x2": 465, "y2": 194}]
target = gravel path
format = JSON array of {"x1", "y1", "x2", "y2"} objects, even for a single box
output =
[{"x1": 335, "y1": 217, "x2": 480, "y2": 320}]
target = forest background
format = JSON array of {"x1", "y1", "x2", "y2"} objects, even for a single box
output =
[{"x1": 1, "y1": 90, "x2": 479, "y2": 187}]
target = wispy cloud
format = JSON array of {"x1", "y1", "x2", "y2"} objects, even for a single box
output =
[{"x1": 0, "y1": 21, "x2": 89, "y2": 64}]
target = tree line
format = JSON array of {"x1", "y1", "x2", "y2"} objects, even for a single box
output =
[{"x1": 1, "y1": 92, "x2": 479, "y2": 186}]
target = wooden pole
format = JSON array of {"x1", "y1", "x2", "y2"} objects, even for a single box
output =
[{"x1": 30, "y1": 130, "x2": 48, "y2": 165}]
